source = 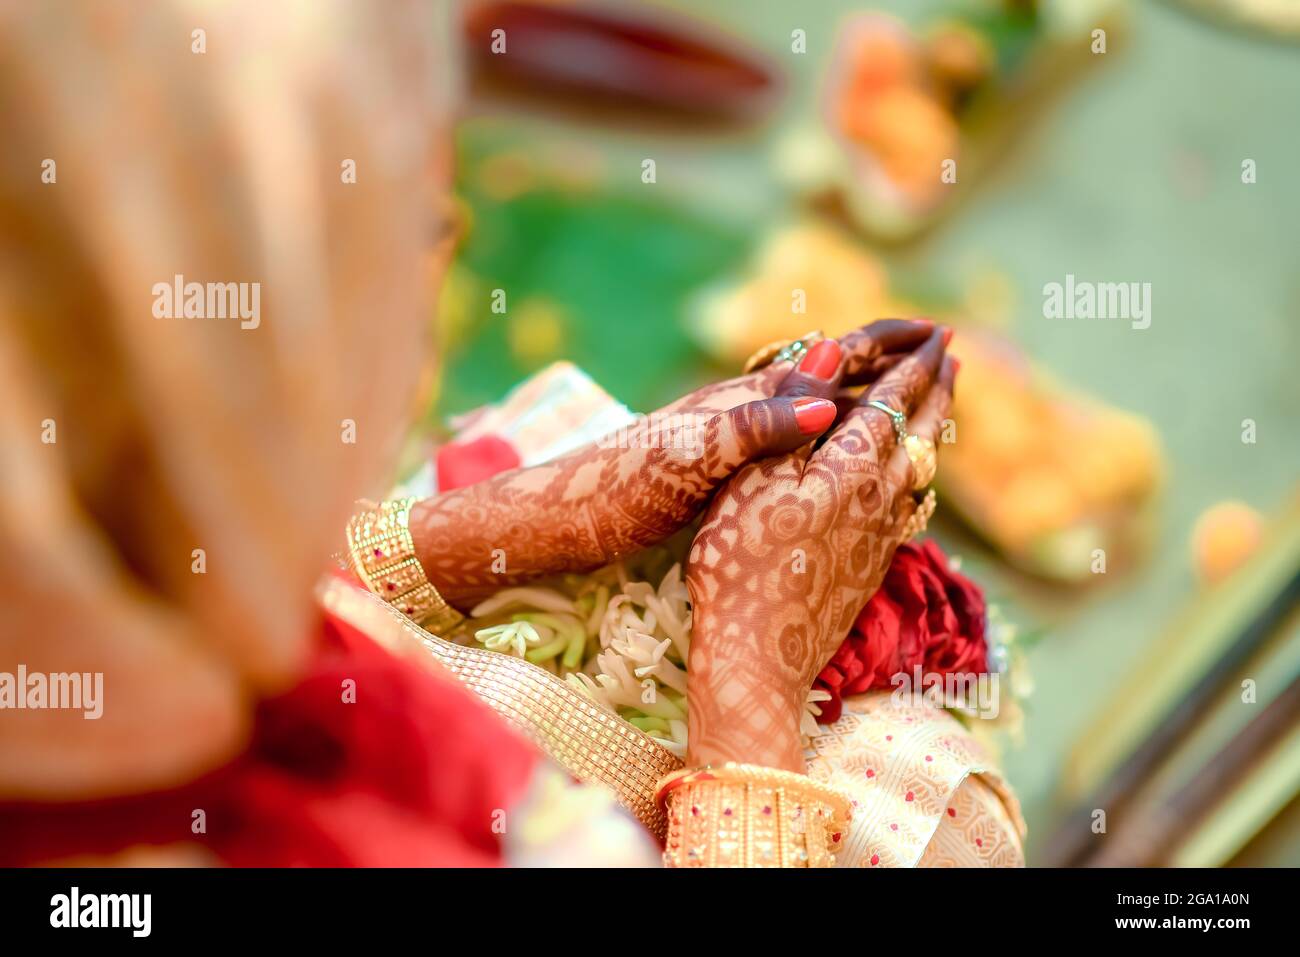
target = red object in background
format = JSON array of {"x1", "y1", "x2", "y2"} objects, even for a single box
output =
[
  {"x1": 437, "y1": 434, "x2": 522, "y2": 491},
  {"x1": 463, "y1": 1, "x2": 780, "y2": 123},
  {"x1": 814, "y1": 540, "x2": 989, "y2": 724},
  {"x1": 0, "y1": 611, "x2": 537, "y2": 866}
]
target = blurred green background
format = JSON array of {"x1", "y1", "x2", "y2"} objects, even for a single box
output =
[{"x1": 438, "y1": 0, "x2": 1300, "y2": 863}]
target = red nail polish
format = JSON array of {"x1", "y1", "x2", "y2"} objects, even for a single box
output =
[
  {"x1": 942, "y1": 328, "x2": 954, "y2": 346},
  {"x1": 792, "y1": 397, "x2": 836, "y2": 435},
  {"x1": 798, "y1": 339, "x2": 841, "y2": 380}
]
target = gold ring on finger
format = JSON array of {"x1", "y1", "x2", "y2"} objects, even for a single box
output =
[
  {"x1": 903, "y1": 434, "x2": 937, "y2": 490},
  {"x1": 742, "y1": 330, "x2": 824, "y2": 374}
]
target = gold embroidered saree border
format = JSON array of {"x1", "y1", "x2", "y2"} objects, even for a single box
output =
[{"x1": 319, "y1": 577, "x2": 684, "y2": 839}]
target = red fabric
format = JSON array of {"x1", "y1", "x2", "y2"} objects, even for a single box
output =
[
  {"x1": 436, "y1": 434, "x2": 521, "y2": 491},
  {"x1": 0, "y1": 610, "x2": 538, "y2": 867},
  {"x1": 814, "y1": 540, "x2": 989, "y2": 724}
]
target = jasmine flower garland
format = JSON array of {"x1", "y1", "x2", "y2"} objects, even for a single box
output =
[{"x1": 451, "y1": 539, "x2": 1025, "y2": 757}]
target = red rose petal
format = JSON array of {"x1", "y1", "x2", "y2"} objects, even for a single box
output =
[
  {"x1": 818, "y1": 539, "x2": 990, "y2": 707},
  {"x1": 436, "y1": 434, "x2": 521, "y2": 491}
]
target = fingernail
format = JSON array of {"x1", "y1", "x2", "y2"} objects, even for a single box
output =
[
  {"x1": 942, "y1": 328, "x2": 954, "y2": 346},
  {"x1": 914, "y1": 318, "x2": 935, "y2": 329},
  {"x1": 793, "y1": 397, "x2": 836, "y2": 435},
  {"x1": 951, "y1": 357, "x2": 961, "y2": 373},
  {"x1": 798, "y1": 339, "x2": 841, "y2": 380}
]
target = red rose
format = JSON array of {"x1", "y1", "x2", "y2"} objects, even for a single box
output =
[{"x1": 813, "y1": 540, "x2": 987, "y2": 724}]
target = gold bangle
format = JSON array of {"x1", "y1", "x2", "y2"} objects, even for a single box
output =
[
  {"x1": 659, "y1": 763, "x2": 852, "y2": 868},
  {"x1": 901, "y1": 488, "x2": 937, "y2": 542},
  {"x1": 344, "y1": 497, "x2": 465, "y2": 634}
]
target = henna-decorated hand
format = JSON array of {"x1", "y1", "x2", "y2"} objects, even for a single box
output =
[
  {"x1": 685, "y1": 328, "x2": 957, "y2": 772},
  {"x1": 409, "y1": 319, "x2": 934, "y2": 607}
]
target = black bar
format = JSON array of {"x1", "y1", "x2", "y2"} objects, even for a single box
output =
[{"x1": 0, "y1": 867, "x2": 1277, "y2": 943}]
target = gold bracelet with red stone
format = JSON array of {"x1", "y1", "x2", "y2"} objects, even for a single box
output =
[
  {"x1": 344, "y1": 497, "x2": 465, "y2": 634},
  {"x1": 657, "y1": 763, "x2": 851, "y2": 868}
]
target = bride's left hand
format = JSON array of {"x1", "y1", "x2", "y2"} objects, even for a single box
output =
[{"x1": 409, "y1": 319, "x2": 932, "y2": 606}]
